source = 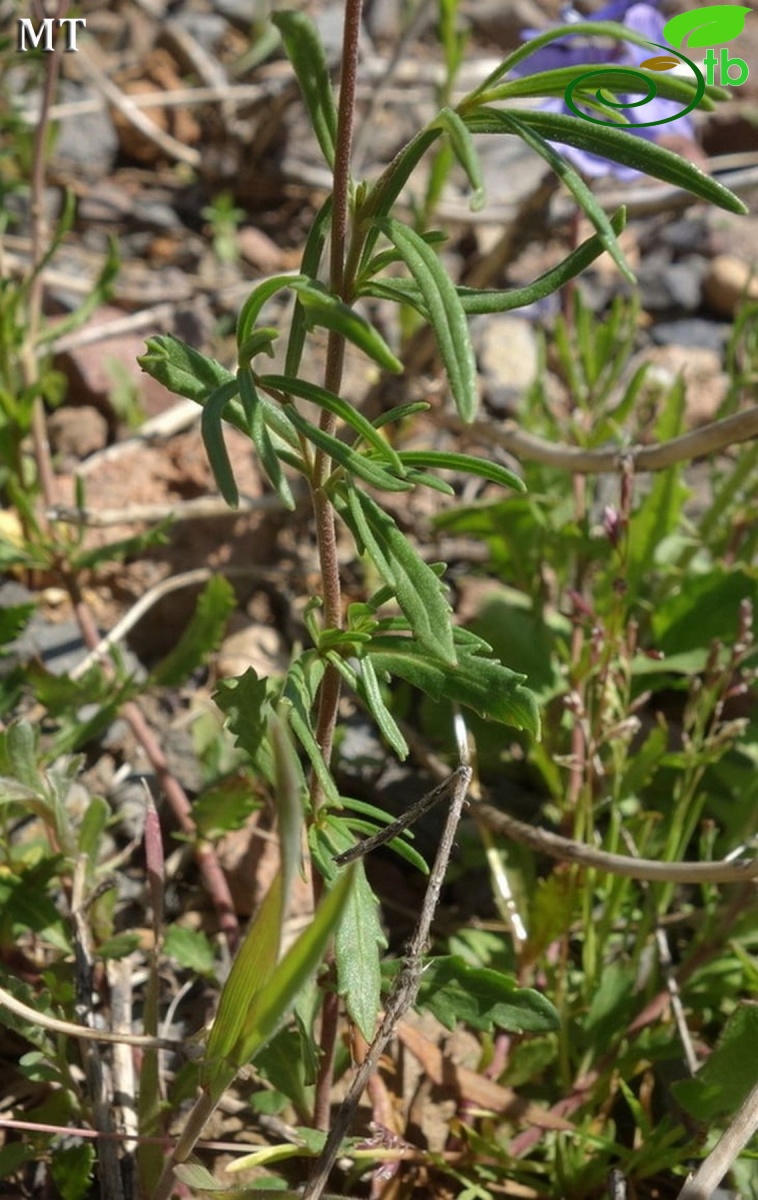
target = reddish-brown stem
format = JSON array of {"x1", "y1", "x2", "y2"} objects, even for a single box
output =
[
  {"x1": 310, "y1": 0, "x2": 364, "y2": 1133},
  {"x1": 308, "y1": 0, "x2": 363, "y2": 812}
]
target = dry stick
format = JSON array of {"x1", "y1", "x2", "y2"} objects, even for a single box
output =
[
  {"x1": 676, "y1": 1077, "x2": 758, "y2": 1200},
  {"x1": 71, "y1": 857, "x2": 125, "y2": 1200},
  {"x1": 69, "y1": 565, "x2": 270, "y2": 679},
  {"x1": 474, "y1": 802, "x2": 758, "y2": 884},
  {"x1": 439, "y1": 406, "x2": 758, "y2": 475},
  {"x1": 75, "y1": 43, "x2": 201, "y2": 167},
  {"x1": 0, "y1": 985, "x2": 178, "y2": 1049},
  {"x1": 303, "y1": 764, "x2": 473, "y2": 1200},
  {"x1": 49, "y1": 491, "x2": 289, "y2": 529}
]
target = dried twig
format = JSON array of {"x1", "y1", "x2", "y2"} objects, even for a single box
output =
[
  {"x1": 439, "y1": 406, "x2": 758, "y2": 475},
  {"x1": 70, "y1": 565, "x2": 271, "y2": 679},
  {"x1": 75, "y1": 44, "x2": 201, "y2": 167},
  {"x1": 475, "y1": 801, "x2": 758, "y2": 883},
  {"x1": 0, "y1": 984, "x2": 179, "y2": 1049},
  {"x1": 676, "y1": 1077, "x2": 758, "y2": 1200},
  {"x1": 50, "y1": 492, "x2": 290, "y2": 528},
  {"x1": 303, "y1": 714, "x2": 472, "y2": 1200}
]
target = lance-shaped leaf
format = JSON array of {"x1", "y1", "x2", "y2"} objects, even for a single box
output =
[
  {"x1": 467, "y1": 108, "x2": 746, "y2": 214},
  {"x1": 358, "y1": 128, "x2": 440, "y2": 272},
  {"x1": 326, "y1": 650, "x2": 408, "y2": 760},
  {"x1": 203, "y1": 872, "x2": 284, "y2": 1098},
  {"x1": 474, "y1": 108, "x2": 634, "y2": 282},
  {"x1": 431, "y1": 107, "x2": 485, "y2": 210},
  {"x1": 396, "y1": 450, "x2": 525, "y2": 494},
  {"x1": 285, "y1": 404, "x2": 411, "y2": 492},
  {"x1": 201, "y1": 379, "x2": 246, "y2": 507},
  {"x1": 286, "y1": 196, "x2": 332, "y2": 378},
  {"x1": 222, "y1": 866, "x2": 356, "y2": 1080},
  {"x1": 271, "y1": 11, "x2": 338, "y2": 168},
  {"x1": 138, "y1": 336, "x2": 234, "y2": 402},
  {"x1": 239, "y1": 369, "x2": 295, "y2": 509},
  {"x1": 468, "y1": 18, "x2": 670, "y2": 96},
  {"x1": 259, "y1": 374, "x2": 405, "y2": 473},
  {"x1": 482, "y1": 63, "x2": 720, "y2": 109},
  {"x1": 366, "y1": 634, "x2": 541, "y2": 738},
  {"x1": 338, "y1": 487, "x2": 456, "y2": 664},
  {"x1": 281, "y1": 655, "x2": 341, "y2": 809},
  {"x1": 296, "y1": 284, "x2": 403, "y2": 374},
  {"x1": 361, "y1": 208, "x2": 628, "y2": 315},
  {"x1": 237, "y1": 275, "x2": 308, "y2": 352},
  {"x1": 375, "y1": 218, "x2": 479, "y2": 421}
]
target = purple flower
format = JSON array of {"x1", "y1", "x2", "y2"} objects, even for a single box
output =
[{"x1": 518, "y1": 1, "x2": 695, "y2": 178}]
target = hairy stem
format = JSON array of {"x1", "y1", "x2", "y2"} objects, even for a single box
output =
[
  {"x1": 309, "y1": 0, "x2": 363, "y2": 813},
  {"x1": 309, "y1": 0, "x2": 364, "y2": 1135}
]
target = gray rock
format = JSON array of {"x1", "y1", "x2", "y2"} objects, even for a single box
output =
[
  {"x1": 651, "y1": 318, "x2": 730, "y2": 352},
  {"x1": 476, "y1": 314, "x2": 539, "y2": 414},
  {"x1": 54, "y1": 84, "x2": 118, "y2": 179}
]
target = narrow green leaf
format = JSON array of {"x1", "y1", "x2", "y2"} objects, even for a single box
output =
[
  {"x1": 203, "y1": 873, "x2": 284, "y2": 1096},
  {"x1": 397, "y1": 451, "x2": 525, "y2": 494},
  {"x1": 151, "y1": 576, "x2": 236, "y2": 687},
  {"x1": 259, "y1": 374, "x2": 405, "y2": 472},
  {"x1": 482, "y1": 63, "x2": 720, "y2": 109},
  {"x1": 373, "y1": 402, "x2": 431, "y2": 429},
  {"x1": 238, "y1": 326, "x2": 279, "y2": 367},
  {"x1": 285, "y1": 405, "x2": 411, "y2": 492},
  {"x1": 269, "y1": 714, "x2": 305, "y2": 898},
  {"x1": 413, "y1": 956, "x2": 559, "y2": 1033},
  {"x1": 271, "y1": 11, "x2": 338, "y2": 168},
  {"x1": 375, "y1": 218, "x2": 479, "y2": 421},
  {"x1": 431, "y1": 107, "x2": 485, "y2": 210},
  {"x1": 201, "y1": 379, "x2": 245, "y2": 507},
  {"x1": 472, "y1": 108, "x2": 634, "y2": 283},
  {"x1": 296, "y1": 285, "x2": 403, "y2": 374},
  {"x1": 467, "y1": 108, "x2": 747, "y2": 214},
  {"x1": 334, "y1": 860, "x2": 387, "y2": 1041},
  {"x1": 358, "y1": 128, "x2": 441, "y2": 272},
  {"x1": 238, "y1": 369, "x2": 296, "y2": 509},
  {"x1": 231, "y1": 866, "x2": 356, "y2": 1068},
  {"x1": 237, "y1": 275, "x2": 308, "y2": 353},
  {"x1": 360, "y1": 231, "x2": 448, "y2": 282},
  {"x1": 468, "y1": 19, "x2": 674, "y2": 96},
  {"x1": 366, "y1": 635, "x2": 541, "y2": 738},
  {"x1": 358, "y1": 654, "x2": 409, "y2": 759},
  {"x1": 138, "y1": 336, "x2": 234, "y2": 402},
  {"x1": 281, "y1": 657, "x2": 341, "y2": 809},
  {"x1": 286, "y1": 196, "x2": 332, "y2": 378},
  {"x1": 339, "y1": 487, "x2": 456, "y2": 664}
]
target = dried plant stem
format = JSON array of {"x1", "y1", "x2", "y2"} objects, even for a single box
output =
[
  {"x1": 475, "y1": 802, "x2": 758, "y2": 883},
  {"x1": 439, "y1": 406, "x2": 758, "y2": 474},
  {"x1": 303, "y1": 765, "x2": 472, "y2": 1200},
  {"x1": 676, "y1": 1078, "x2": 758, "y2": 1200}
]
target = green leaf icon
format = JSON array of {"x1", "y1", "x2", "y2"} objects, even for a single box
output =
[{"x1": 664, "y1": 5, "x2": 751, "y2": 49}]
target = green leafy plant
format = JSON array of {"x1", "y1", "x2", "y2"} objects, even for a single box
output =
[
  {"x1": 2, "y1": 1, "x2": 757, "y2": 1198},
  {"x1": 134, "y1": 3, "x2": 753, "y2": 1197}
]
